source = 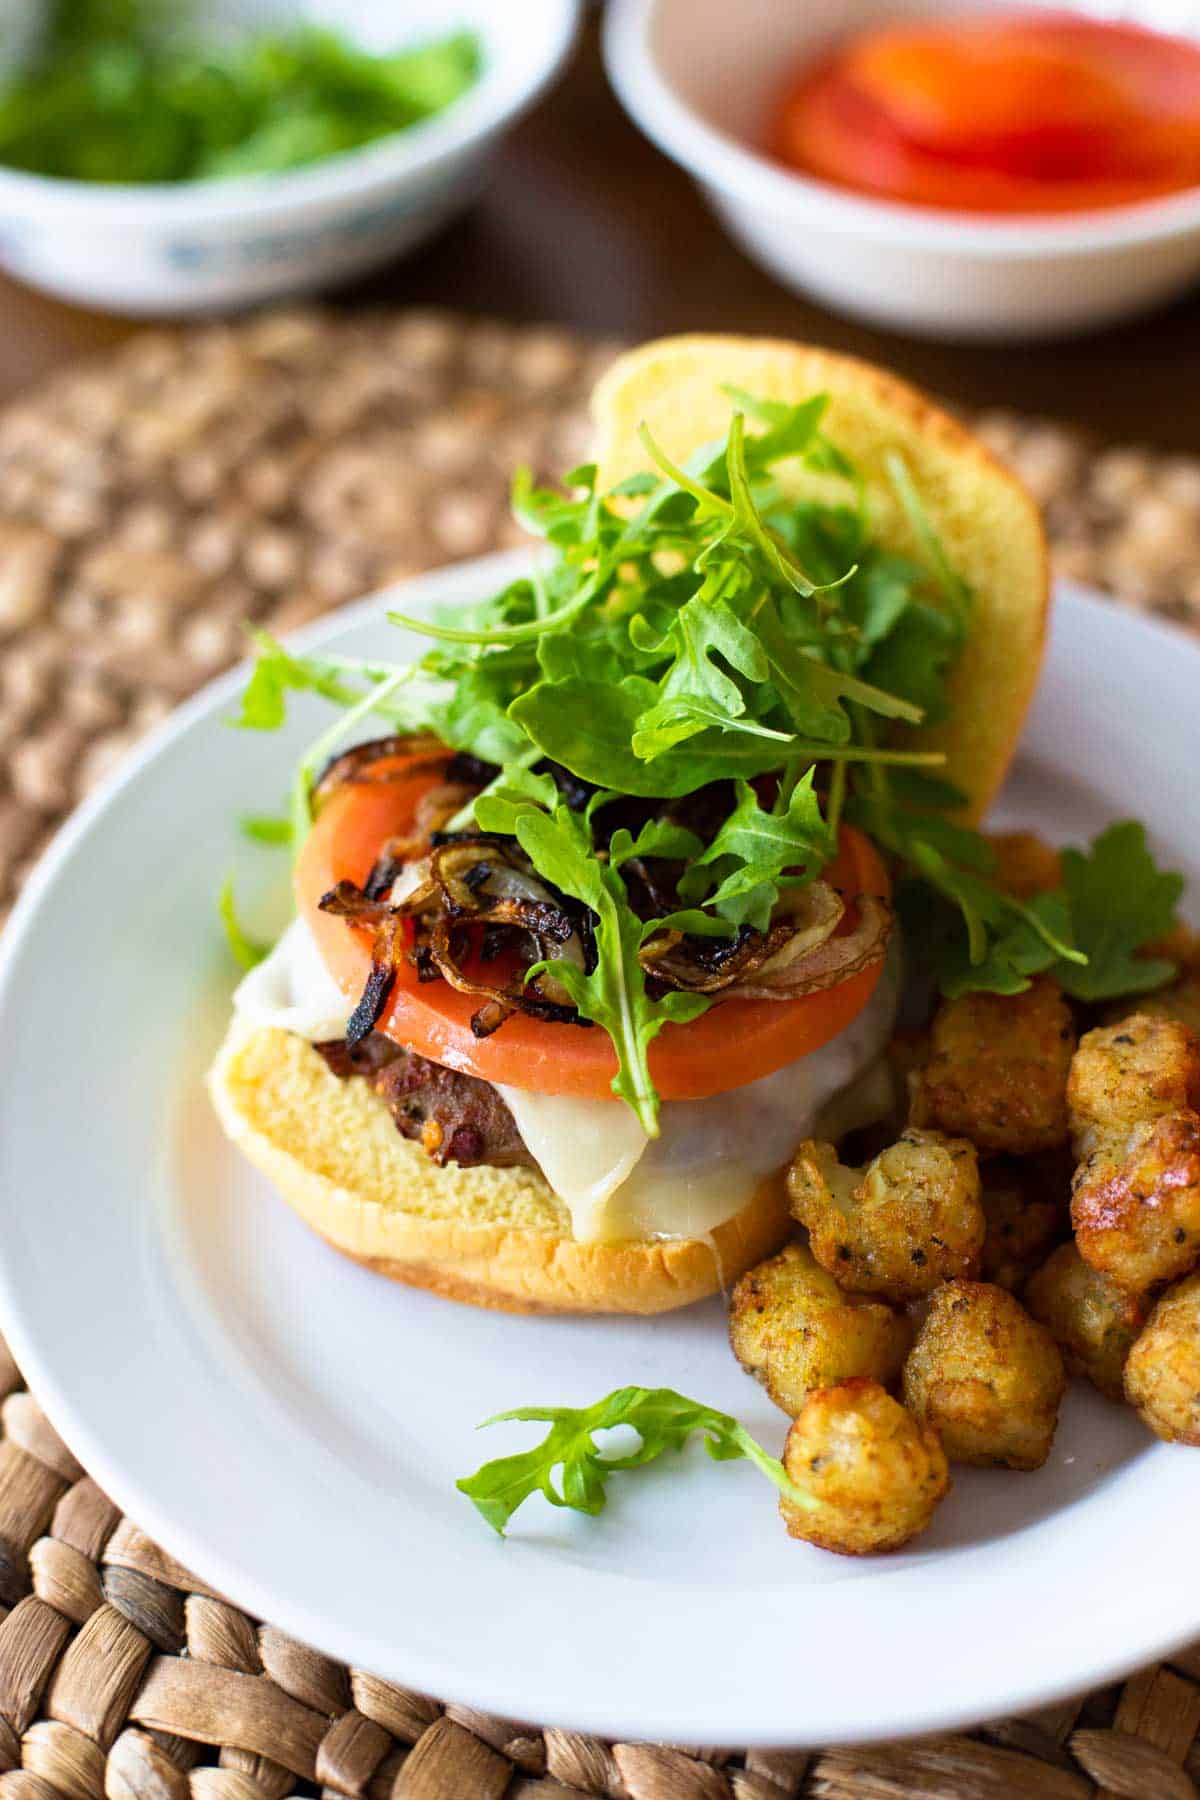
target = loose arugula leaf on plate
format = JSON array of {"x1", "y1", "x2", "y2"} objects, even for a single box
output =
[{"x1": 456, "y1": 1386, "x2": 815, "y2": 1536}]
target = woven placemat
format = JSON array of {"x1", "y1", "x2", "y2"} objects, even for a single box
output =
[{"x1": 0, "y1": 308, "x2": 1199, "y2": 1799}]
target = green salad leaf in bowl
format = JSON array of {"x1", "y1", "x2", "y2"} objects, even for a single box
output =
[{"x1": 0, "y1": 0, "x2": 481, "y2": 184}]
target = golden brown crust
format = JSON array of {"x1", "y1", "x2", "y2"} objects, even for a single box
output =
[
  {"x1": 903, "y1": 1280, "x2": 1065, "y2": 1471},
  {"x1": 1024, "y1": 1242, "x2": 1145, "y2": 1403},
  {"x1": 979, "y1": 1157, "x2": 1067, "y2": 1293},
  {"x1": 729, "y1": 1241, "x2": 912, "y2": 1417},
  {"x1": 1124, "y1": 1272, "x2": 1200, "y2": 1444},
  {"x1": 1068, "y1": 1015, "x2": 1200, "y2": 1294},
  {"x1": 910, "y1": 977, "x2": 1076, "y2": 1157},
  {"x1": 592, "y1": 335, "x2": 1050, "y2": 823},
  {"x1": 787, "y1": 1128, "x2": 984, "y2": 1302},
  {"x1": 779, "y1": 1378, "x2": 950, "y2": 1555},
  {"x1": 208, "y1": 1023, "x2": 791, "y2": 1315}
]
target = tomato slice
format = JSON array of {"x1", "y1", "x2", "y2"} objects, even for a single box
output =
[
  {"x1": 773, "y1": 17, "x2": 1200, "y2": 215},
  {"x1": 296, "y1": 757, "x2": 889, "y2": 1102}
]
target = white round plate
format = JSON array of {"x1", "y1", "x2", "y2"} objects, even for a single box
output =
[{"x1": 0, "y1": 552, "x2": 1197, "y2": 1749}]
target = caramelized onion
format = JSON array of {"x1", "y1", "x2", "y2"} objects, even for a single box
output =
[
  {"x1": 318, "y1": 750, "x2": 892, "y2": 1036},
  {"x1": 394, "y1": 838, "x2": 590, "y2": 1026},
  {"x1": 724, "y1": 896, "x2": 892, "y2": 999},
  {"x1": 640, "y1": 881, "x2": 847, "y2": 994},
  {"x1": 312, "y1": 734, "x2": 448, "y2": 808}
]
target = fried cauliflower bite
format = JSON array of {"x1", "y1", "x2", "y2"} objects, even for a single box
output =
[
  {"x1": 980, "y1": 1157, "x2": 1067, "y2": 1292},
  {"x1": 986, "y1": 831, "x2": 1063, "y2": 900},
  {"x1": 1068, "y1": 1015, "x2": 1200, "y2": 1295},
  {"x1": 910, "y1": 977, "x2": 1076, "y2": 1156},
  {"x1": 787, "y1": 1129, "x2": 984, "y2": 1303},
  {"x1": 1024, "y1": 1242, "x2": 1145, "y2": 1402},
  {"x1": 779, "y1": 1378, "x2": 950, "y2": 1555},
  {"x1": 1124, "y1": 1272, "x2": 1200, "y2": 1444},
  {"x1": 729, "y1": 1241, "x2": 912, "y2": 1418},
  {"x1": 903, "y1": 1281, "x2": 1066, "y2": 1470}
]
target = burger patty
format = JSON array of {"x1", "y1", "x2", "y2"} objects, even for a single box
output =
[{"x1": 314, "y1": 1032, "x2": 533, "y2": 1170}]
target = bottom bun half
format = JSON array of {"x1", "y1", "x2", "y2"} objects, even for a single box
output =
[{"x1": 208, "y1": 1024, "x2": 792, "y2": 1315}]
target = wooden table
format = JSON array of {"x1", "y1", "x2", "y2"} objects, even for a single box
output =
[{"x1": 2, "y1": 11, "x2": 1198, "y2": 448}]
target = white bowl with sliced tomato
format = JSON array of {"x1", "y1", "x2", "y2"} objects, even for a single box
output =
[{"x1": 605, "y1": 0, "x2": 1200, "y2": 339}]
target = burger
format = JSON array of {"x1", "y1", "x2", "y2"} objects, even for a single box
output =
[{"x1": 209, "y1": 336, "x2": 1047, "y2": 1314}]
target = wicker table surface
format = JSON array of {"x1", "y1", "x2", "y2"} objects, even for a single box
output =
[{"x1": 0, "y1": 308, "x2": 1199, "y2": 1799}]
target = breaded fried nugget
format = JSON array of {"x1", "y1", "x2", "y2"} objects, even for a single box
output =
[
  {"x1": 1024, "y1": 1242, "x2": 1145, "y2": 1402},
  {"x1": 1069, "y1": 1015, "x2": 1200, "y2": 1294},
  {"x1": 910, "y1": 977, "x2": 1076, "y2": 1156},
  {"x1": 980, "y1": 1157, "x2": 1067, "y2": 1292},
  {"x1": 903, "y1": 1281, "x2": 1066, "y2": 1470},
  {"x1": 987, "y1": 831, "x2": 1063, "y2": 900},
  {"x1": 1124, "y1": 1272, "x2": 1200, "y2": 1444},
  {"x1": 729, "y1": 1241, "x2": 912, "y2": 1418},
  {"x1": 779, "y1": 1378, "x2": 950, "y2": 1555},
  {"x1": 788, "y1": 1128, "x2": 984, "y2": 1303}
]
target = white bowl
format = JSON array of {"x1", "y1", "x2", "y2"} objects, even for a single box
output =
[
  {"x1": 604, "y1": 0, "x2": 1200, "y2": 341},
  {"x1": 0, "y1": 0, "x2": 580, "y2": 316}
]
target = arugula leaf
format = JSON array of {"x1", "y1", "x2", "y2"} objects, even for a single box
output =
[
  {"x1": 217, "y1": 875, "x2": 269, "y2": 971},
  {"x1": 471, "y1": 764, "x2": 561, "y2": 835},
  {"x1": 1055, "y1": 822, "x2": 1183, "y2": 1000},
  {"x1": 681, "y1": 772, "x2": 828, "y2": 932},
  {"x1": 239, "y1": 813, "x2": 292, "y2": 847},
  {"x1": 289, "y1": 667, "x2": 417, "y2": 851},
  {"x1": 456, "y1": 1386, "x2": 815, "y2": 1536},
  {"x1": 885, "y1": 450, "x2": 972, "y2": 627},
  {"x1": 721, "y1": 386, "x2": 828, "y2": 466},
  {"x1": 230, "y1": 634, "x2": 364, "y2": 731},
  {"x1": 224, "y1": 386, "x2": 1187, "y2": 1128},
  {"x1": 859, "y1": 600, "x2": 962, "y2": 723},
  {"x1": 514, "y1": 806, "x2": 710, "y2": 1135},
  {"x1": 510, "y1": 675, "x2": 784, "y2": 797},
  {"x1": 885, "y1": 811, "x2": 1182, "y2": 1000},
  {"x1": 0, "y1": 6, "x2": 480, "y2": 186},
  {"x1": 936, "y1": 888, "x2": 1075, "y2": 998},
  {"x1": 628, "y1": 592, "x2": 768, "y2": 758}
]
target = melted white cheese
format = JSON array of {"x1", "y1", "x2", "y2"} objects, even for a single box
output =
[
  {"x1": 499, "y1": 954, "x2": 898, "y2": 1242},
  {"x1": 232, "y1": 917, "x2": 353, "y2": 1043},
  {"x1": 237, "y1": 916, "x2": 899, "y2": 1245}
]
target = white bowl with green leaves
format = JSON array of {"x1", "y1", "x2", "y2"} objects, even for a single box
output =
[{"x1": 0, "y1": 0, "x2": 579, "y2": 315}]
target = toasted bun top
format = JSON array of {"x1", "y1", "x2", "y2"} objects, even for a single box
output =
[{"x1": 591, "y1": 336, "x2": 1049, "y2": 824}]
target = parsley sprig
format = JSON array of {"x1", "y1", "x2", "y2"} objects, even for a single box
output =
[
  {"x1": 456, "y1": 1387, "x2": 814, "y2": 1536},
  {"x1": 229, "y1": 391, "x2": 1184, "y2": 1126}
]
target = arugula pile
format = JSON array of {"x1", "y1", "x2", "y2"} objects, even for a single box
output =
[
  {"x1": 0, "y1": 0, "x2": 479, "y2": 184},
  {"x1": 456, "y1": 1387, "x2": 814, "y2": 1536},
  {"x1": 231, "y1": 389, "x2": 1183, "y2": 1132}
]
